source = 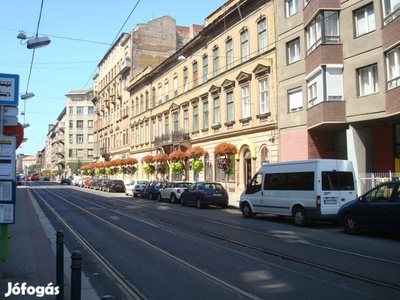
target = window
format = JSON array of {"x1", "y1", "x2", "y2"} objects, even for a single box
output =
[
  {"x1": 259, "y1": 79, "x2": 268, "y2": 114},
  {"x1": 69, "y1": 107, "x2": 73, "y2": 114},
  {"x1": 183, "y1": 68, "x2": 189, "y2": 92},
  {"x1": 286, "y1": 0, "x2": 299, "y2": 17},
  {"x1": 288, "y1": 88, "x2": 303, "y2": 112},
  {"x1": 165, "y1": 116, "x2": 169, "y2": 136},
  {"x1": 76, "y1": 134, "x2": 84, "y2": 144},
  {"x1": 140, "y1": 94, "x2": 144, "y2": 113},
  {"x1": 184, "y1": 109, "x2": 189, "y2": 133},
  {"x1": 158, "y1": 84, "x2": 162, "y2": 104},
  {"x1": 158, "y1": 118, "x2": 162, "y2": 137},
  {"x1": 88, "y1": 134, "x2": 93, "y2": 143},
  {"x1": 164, "y1": 80, "x2": 169, "y2": 101},
  {"x1": 358, "y1": 64, "x2": 379, "y2": 96},
  {"x1": 69, "y1": 149, "x2": 73, "y2": 158},
  {"x1": 88, "y1": 120, "x2": 93, "y2": 128},
  {"x1": 77, "y1": 149, "x2": 84, "y2": 158},
  {"x1": 173, "y1": 74, "x2": 178, "y2": 97},
  {"x1": 203, "y1": 102, "x2": 209, "y2": 129},
  {"x1": 152, "y1": 88, "x2": 156, "y2": 108},
  {"x1": 173, "y1": 112, "x2": 179, "y2": 133},
  {"x1": 152, "y1": 121, "x2": 156, "y2": 142},
  {"x1": 326, "y1": 67, "x2": 343, "y2": 100},
  {"x1": 77, "y1": 107, "x2": 84, "y2": 114},
  {"x1": 306, "y1": 12, "x2": 339, "y2": 55},
  {"x1": 88, "y1": 149, "x2": 93, "y2": 157},
  {"x1": 258, "y1": 19, "x2": 267, "y2": 54},
  {"x1": 203, "y1": 56, "x2": 208, "y2": 83},
  {"x1": 226, "y1": 39, "x2": 233, "y2": 70},
  {"x1": 308, "y1": 82, "x2": 317, "y2": 106},
  {"x1": 213, "y1": 97, "x2": 220, "y2": 125},
  {"x1": 69, "y1": 121, "x2": 73, "y2": 129},
  {"x1": 382, "y1": 0, "x2": 400, "y2": 25},
  {"x1": 288, "y1": 38, "x2": 301, "y2": 64},
  {"x1": 226, "y1": 92, "x2": 234, "y2": 122},
  {"x1": 241, "y1": 29, "x2": 249, "y2": 62},
  {"x1": 241, "y1": 86, "x2": 251, "y2": 118},
  {"x1": 69, "y1": 134, "x2": 73, "y2": 143},
  {"x1": 76, "y1": 120, "x2": 84, "y2": 129},
  {"x1": 355, "y1": 5, "x2": 375, "y2": 37},
  {"x1": 192, "y1": 62, "x2": 198, "y2": 88},
  {"x1": 145, "y1": 91, "x2": 149, "y2": 110},
  {"x1": 193, "y1": 106, "x2": 199, "y2": 131},
  {"x1": 213, "y1": 47, "x2": 220, "y2": 76},
  {"x1": 386, "y1": 46, "x2": 400, "y2": 90},
  {"x1": 88, "y1": 106, "x2": 94, "y2": 114}
]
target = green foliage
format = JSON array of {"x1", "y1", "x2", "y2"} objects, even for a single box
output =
[
  {"x1": 105, "y1": 167, "x2": 111, "y2": 176},
  {"x1": 170, "y1": 161, "x2": 183, "y2": 174},
  {"x1": 190, "y1": 160, "x2": 204, "y2": 173},
  {"x1": 95, "y1": 168, "x2": 101, "y2": 176}
]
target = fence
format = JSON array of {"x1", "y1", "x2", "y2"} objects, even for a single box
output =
[{"x1": 358, "y1": 172, "x2": 400, "y2": 194}]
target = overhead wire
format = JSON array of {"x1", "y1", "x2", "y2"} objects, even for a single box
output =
[{"x1": 80, "y1": 0, "x2": 142, "y2": 92}]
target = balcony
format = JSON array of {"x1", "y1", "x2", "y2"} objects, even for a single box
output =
[
  {"x1": 307, "y1": 101, "x2": 348, "y2": 131},
  {"x1": 154, "y1": 131, "x2": 190, "y2": 147},
  {"x1": 56, "y1": 146, "x2": 64, "y2": 156},
  {"x1": 100, "y1": 147, "x2": 110, "y2": 160},
  {"x1": 118, "y1": 57, "x2": 131, "y2": 75}
]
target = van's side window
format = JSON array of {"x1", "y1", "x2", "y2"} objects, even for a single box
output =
[{"x1": 246, "y1": 173, "x2": 263, "y2": 194}]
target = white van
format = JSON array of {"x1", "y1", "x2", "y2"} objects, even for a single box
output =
[{"x1": 239, "y1": 159, "x2": 357, "y2": 226}]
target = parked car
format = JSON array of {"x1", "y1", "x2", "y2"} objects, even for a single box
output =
[
  {"x1": 27, "y1": 174, "x2": 40, "y2": 181},
  {"x1": 125, "y1": 180, "x2": 149, "y2": 196},
  {"x1": 60, "y1": 178, "x2": 71, "y2": 185},
  {"x1": 141, "y1": 181, "x2": 164, "y2": 200},
  {"x1": 94, "y1": 178, "x2": 109, "y2": 191},
  {"x1": 181, "y1": 182, "x2": 229, "y2": 209},
  {"x1": 103, "y1": 180, "x2": 125, "y2": 193},
  {"x1": 84, "y1": 179, "x2": 94, "y2": 189},
  {"x1": 337, "y1": 180, "x2": 400, "y2": 235},
  {"x1": 90, "y1": 178, "x2": 99, "y2": 189},
  {"x1": 78, "y1": 176, "x2": 92, "y2": 187},
  {"x1": 71, "y1": 176, "x2": 81, "y2": 186},
  {"x1": 157, "y1": 181, "x2": 191, "y2": 204},
  {"x1": 43, "y1": 176, "x2": 50, "y2": 181}
]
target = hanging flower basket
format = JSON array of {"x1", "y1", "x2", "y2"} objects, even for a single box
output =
[
  {"x1": 190, "y1": 160, "x2": 204, "y2": 173},
  {"x1": 169, "y1": 150, "x2": 187, "y2": 162},
  {"x1": 170, "y1": 161, "x2": 183, "y2": 174},
  {"x1": 186, "y1": 146, "x2": 205, "y2": 159},
  {"x1": 214, "y1": 142, "x2": 237, "y2": 156},
  {"x1": 142, "y1": 155, "x2": 154, "y2": 164},
  {"x1": 154, "y1": 153, "x2": 169, "y2": 163}
]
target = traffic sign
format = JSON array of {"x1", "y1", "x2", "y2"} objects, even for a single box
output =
[
  {"x1": 0, "y1": 74, "x2": 19, "y2": 106},
  {"x1": 3, "y1": 106, "x2": 18, "y2": 116},
  {"x1": 2, "y1": 117, "x2": 18, "y2": 126},
  {"x1": 3, "y1": 123, "x2": 24, "y2": 149}
]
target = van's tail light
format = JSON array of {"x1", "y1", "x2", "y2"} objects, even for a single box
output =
[
  {"x1": 316, "y1": 196, "x2": 321, "y2": 208},
  {"x1": 177, "y1": 188, "x2": 181, "y2": 194}
]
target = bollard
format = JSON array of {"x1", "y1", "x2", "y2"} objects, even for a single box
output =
[
  {"x1": 101, "y1": 296, "x2": 115, "y2": 300},
  {"x1": 56, "y1": 230, "x2": 64, "y2": 300},
  {"x1": 70, "y1": 250, "x2": 82, "y2": 300}
]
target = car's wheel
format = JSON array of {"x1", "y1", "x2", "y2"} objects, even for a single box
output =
[
  {"x1": 170, "y1": 194, "x2": 177, "y2": 204},
  {"x1": 158, "y1": 193, "x2": 162, "y2": 202},
  {"x1": 241, "y1": 202, "x2": 254, "y2": 218},
  {"x1": 293, "y1": 207, "x2": 307, "y2": 227},
  {"x1": 149, "y1": 193, "x2": 153, "y2": 200},
  {"x1": 343, "y1": 214, "x2": 361, "y2": 235},
  {"x1": 196, "y1": 198, "x2": 204, "y2": 209},
  {"x1": 181, "y1": 196, "x2": 186, "y2": 206}
]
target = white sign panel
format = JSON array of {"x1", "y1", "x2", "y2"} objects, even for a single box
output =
[{"x1": 0, "y1": 73, "x2": 19, "y2": 106}]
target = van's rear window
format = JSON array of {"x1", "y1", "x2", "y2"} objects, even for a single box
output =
[{"x1": 322, "y1": 171, "x2": 355, "y2": 190}]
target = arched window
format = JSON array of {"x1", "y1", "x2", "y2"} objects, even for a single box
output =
[
  {"x1": 204, "y1": 153, "x2": 213, "y2": 181},
  {"x1": 260, "y1": 146, "x2": 269, "y2": 165}
]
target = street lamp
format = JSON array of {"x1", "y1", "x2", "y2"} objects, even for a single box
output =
[{"x1": 17, "y1": 31, "x2": 51, "y2": 49}]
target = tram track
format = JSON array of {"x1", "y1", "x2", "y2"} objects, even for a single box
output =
[{"x1": 32, "y1": 186, "x2": 400, "y2": 298}]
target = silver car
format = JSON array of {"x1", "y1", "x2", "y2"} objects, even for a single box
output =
[
  {"x1": 125, "y1": 180, "x2": 149, "y2": 197},
  {"x1": 157, "y1": 181, "x2": 191, "y2": 204}
]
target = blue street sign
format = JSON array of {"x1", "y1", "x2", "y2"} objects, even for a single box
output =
[{"x1": 0, "y1": 74, "x2": 19, "y2": 106}]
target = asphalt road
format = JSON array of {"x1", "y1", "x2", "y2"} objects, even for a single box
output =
[{"x1": 29, "y1": 181, "x2": 400, "y2": 300}]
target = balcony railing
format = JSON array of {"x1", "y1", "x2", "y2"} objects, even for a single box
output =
[{"x1": 154, "y1": 131, "x2": 190, "y2": 147}]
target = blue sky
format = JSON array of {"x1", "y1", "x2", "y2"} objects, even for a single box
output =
[{"x1": 0, "y1": 0, "x2": 226, "y2": 156}]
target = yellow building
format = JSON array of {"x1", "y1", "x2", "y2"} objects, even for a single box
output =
[{"x1": 120, "y1": 0, "x2": 277, "y2": 194}]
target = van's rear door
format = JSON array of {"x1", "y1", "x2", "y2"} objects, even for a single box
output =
[{"x1": 320, "y1": 160, "x2": 357, "y2": 216}]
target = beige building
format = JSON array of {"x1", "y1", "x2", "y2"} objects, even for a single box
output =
[{"x1": 91, "y1": 0, "x2": 277, "y2": 193}]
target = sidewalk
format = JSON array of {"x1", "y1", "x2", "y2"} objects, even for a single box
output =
[{"x1": 0, "y1": 185, "x2": 98, "y2": 299}]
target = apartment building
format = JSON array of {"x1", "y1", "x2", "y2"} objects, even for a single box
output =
[
  {"x1": 276, "y1": 0, "x2": 400, "y2": 179},
  {"x1": 92, "y1": 17, "x2": 203, "y2": 163},
  {"x1": 121, "y1": 0, "x2": 277, "y2": 193}
]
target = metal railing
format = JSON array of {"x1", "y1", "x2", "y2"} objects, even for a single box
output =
[{"x1": 358, "y1": 172, "x2": 400, "y2": 194}]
